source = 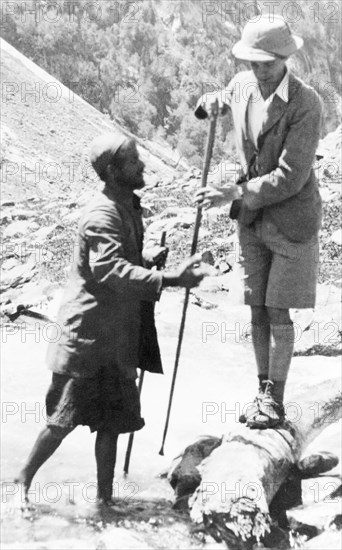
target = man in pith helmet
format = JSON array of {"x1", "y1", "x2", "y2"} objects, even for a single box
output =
[{"x1": 195, "y1": 15, "x2": 323, "y2": 429}]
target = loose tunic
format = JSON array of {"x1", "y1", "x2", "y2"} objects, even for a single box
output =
[{"x1": 47, "y1": 186, "x2": 163, "y2": 382}]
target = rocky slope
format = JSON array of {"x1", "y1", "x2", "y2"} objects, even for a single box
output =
[{"x1": 0, "y1": 37, "x2": 341, "y2": 550}]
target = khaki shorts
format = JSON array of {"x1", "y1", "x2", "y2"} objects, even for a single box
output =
[{"x1": 238, "y1": 213, "x2": 319, "y2": 309}]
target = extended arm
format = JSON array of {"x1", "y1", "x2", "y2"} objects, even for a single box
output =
[
  {"x1": 84, "y1": 208, "x2": 209, "y2": 296},
  {"x1": 85, "y1": 209, "x2": 162, "y2": 301}
]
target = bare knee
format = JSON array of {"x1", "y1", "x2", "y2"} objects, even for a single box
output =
[
  {"x1": 267, "y1": 307, "x2": 291, "y2": 325},
  {"x1": 47, "y1": 425, "x2": 74, "y2": 440}
]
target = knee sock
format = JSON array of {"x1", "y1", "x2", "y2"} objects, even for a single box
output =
[
  {"x1": 95, "y1": 430, "x2": 118, "y2": 501},
  {"x1": 258, "y1": 373, "x2": 269, "y2": 389},
  {"x1": 251, "y1": 322, "x2": 271, "y2": 378},
  {"x1": 269, "y1": 323, "x2": 295, "y2": 403}
]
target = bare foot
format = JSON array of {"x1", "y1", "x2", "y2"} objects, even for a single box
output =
[
  {"x1": 96, "y1": 496, "x2": 118, "y2": 507},
  {"x1": 1, "y1": 480, "x2": 31, "y2": 515}
]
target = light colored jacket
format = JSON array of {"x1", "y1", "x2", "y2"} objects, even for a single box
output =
[
  {"x1": 47, "y1": 187, "x2": 163, "y2": 380},
  {"x1": 195, "y1": 70, "x2": 323, "y2": 242}
]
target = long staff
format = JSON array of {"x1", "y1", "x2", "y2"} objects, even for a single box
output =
[
  {"x1": 124, "y1": 231, "x2": 167, "y2": 475},
  {"x1": 159, "y1": 100, "x2": 219, "y2": 456},
  {"x1": 123, "y1": 370, "x2": 145, "y2": 475}
]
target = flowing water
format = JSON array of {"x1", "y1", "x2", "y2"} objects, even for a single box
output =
[{"x1": 1, "y1": 291, "x2": 341, "y2": 549}]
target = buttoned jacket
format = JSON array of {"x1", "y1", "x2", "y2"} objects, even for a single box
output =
[{"x1": 196, "y1": 70, "x2": 323, "y2": 242}]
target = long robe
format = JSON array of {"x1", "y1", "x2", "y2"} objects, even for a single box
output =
[{"x1": 47, "y1": 186, "x2": 163, "y2": 381}]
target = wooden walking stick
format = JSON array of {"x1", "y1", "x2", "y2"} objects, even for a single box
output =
[
  {"x1": 124, "y1": 231, "x2": 167, "y2": 476},
  {"x1": 159, "y1": 99, "x2": 219, "y2": 456},
  {"x1": 123, "y1": 370, "x2": 145, "y2": 476}
]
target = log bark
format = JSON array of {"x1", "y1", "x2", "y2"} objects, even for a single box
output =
[
  {"x1": 168, "y1": 436, "x2": 221, "y2": 509},
  {"x1": 171, "y1": 379, "x2": 342, "y2": 548}
]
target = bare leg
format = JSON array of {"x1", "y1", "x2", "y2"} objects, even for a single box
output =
[
  {"x1": 95, "y1": 429, "x2": 119, "y2": 503},
  {"x1": 15, "y1": 426, "x2": 71, "y2": 494}
]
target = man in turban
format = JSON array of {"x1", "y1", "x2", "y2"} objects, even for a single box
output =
[{"x1": 15, "y1": 133, "x2": 208, "y2": 506}]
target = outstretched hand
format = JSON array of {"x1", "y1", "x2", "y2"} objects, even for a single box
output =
[
  {"x1": 163, "y1": 254, "x2": 215, "y2": 289},
  {"x1": 194, "y1": 184, "x2": 241, "y2": 209}
]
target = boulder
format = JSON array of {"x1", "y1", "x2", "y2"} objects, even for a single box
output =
[
  {"x1": 330, "y1": 229, "x2": 342, "y2": 246},
  {"x1": 305, "y1": 530, "x2": 342, "y2": 549},
  {"x1": 3, "y1": 220, "x2": 39, "y2": 239},
  {"x1": 0, "y1": 259, "x2": 36, "y2": 291}
]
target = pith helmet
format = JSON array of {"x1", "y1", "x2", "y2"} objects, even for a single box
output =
[{"x1": 232, "y1": 15, "x2": 303, "y2": 61}]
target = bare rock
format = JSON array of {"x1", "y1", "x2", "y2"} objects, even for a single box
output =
[
  {"x1": 99, "y1": 527, "x2": 153, "y2": 549},
  {"x1": 320, "y1": 187, "x2": 340, "y2": 203},
  {"x1": 0, "y1": 259, "x2": 36, "y2": 291},
  {"x1": 328, "y1": 514, "x2": 342, "y2": 530},
  {"x1": 329, "y1": 485, "x2": 342, "y2": 499},
  {"x1": 1, "y1": 280, "x2": 56, "y2": 316},
  {"x1": 146, "y1": 208, "x2": 196, "y2": 236},
  {"x1": 141, "y1": 203, "x2": 155, "y2": 218},
  {"x1": 61, "y1": 210, "x2": 80, "y2": 223},
  {"x1": 12, "y1": 209, "x2": 39, "y2": 220},
  {"x1": 214, "y1": 260, "x2": 231, "y2": 274},
  {"x1": 191, "y1": 293, "x2": 218, "y2": 310},
  {"x1": 1, "y1": 258, "x2": 20, "y2": 271},
  {"x1": 196, "y1": 273, "x2": 231, "y2": 293},
  {"x1": 3, "y1": 220, "x2": 39, "y2": 239},
  {"x1": 158, "y1": 206, "x2": 182, "y2": 219},
  {"x1": 330, "y1": 229, "x2": 342, "y2": 246},
  {"x1": 305, "y1": 530, "x2": 342, "y2": 549},
  {"x1": 297, "y1": 452, "x2": 339, "y2": 478},
  {"x1": 29, "y1": 224, "x2": 58, "y2": 245}
]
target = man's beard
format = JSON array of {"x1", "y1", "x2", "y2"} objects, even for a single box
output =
[
  {"x1": 134, "y1": 176, "x2": 145, "y2": 189},
  {"x1": 115, "y1": 172, "x2": 145, "y2": 190}
]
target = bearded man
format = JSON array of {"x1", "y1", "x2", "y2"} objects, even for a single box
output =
[{"x1": 15, "y1": 133, "x2": 208, "y2": 505}]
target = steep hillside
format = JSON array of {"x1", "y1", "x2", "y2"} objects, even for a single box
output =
[
  {"x1": 1, "y1": 0, "x2": 340, "y2": 168},
  {"x1": 0, "y1": 27, "x2": 341, "y2": 550},
  {"x1": 0, "y1": 38, "x2": 180, "y2": 202},
  {"x1": 1, "y1": 38, "x2": 341, "y2": 311}
]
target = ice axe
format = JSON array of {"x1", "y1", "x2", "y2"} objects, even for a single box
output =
[
  {"x1": 123, "y1": 230, "x2": 167, "y2": 476},
  {"x1": 159, "y1": 99, "x2": 219, "y2": 456}
]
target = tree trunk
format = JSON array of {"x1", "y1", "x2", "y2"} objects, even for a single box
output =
[{"x1": 170, "y1": 379, "x2": 342, "y2": 548}]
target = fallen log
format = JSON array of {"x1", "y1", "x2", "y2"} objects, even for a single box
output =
[
  {"x1": 168, "y1": 436, "x2": 222, "y2": 509},
  {"x1": 170, "y1": 379, "x2": 342, "y2": 548}
]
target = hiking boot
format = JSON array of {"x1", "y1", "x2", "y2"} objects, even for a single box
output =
[
  {"x1": 239, "y1": 380, "x2": 268, "y2": 424},
  {"x1": 247, "y1": 381, "x2": 285, "y2": 429}
]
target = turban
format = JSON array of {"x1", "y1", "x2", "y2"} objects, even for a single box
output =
[{"x1": 90, "y1": 132, "x2": 128, "y2": 178}]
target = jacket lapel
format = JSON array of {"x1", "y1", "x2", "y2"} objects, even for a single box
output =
[
  {"x1": 259, "y1": 95, "x2": 287, "y2": 138},
  {"x1": 240, "y1": 93, "x2": 256, "y2": 167},
  {"x1": 241, "y1": 94, "x2": 249, "y2": 140},
  {"x1": 257, "y1": 72, "x2": 299, "y2": 147}
]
